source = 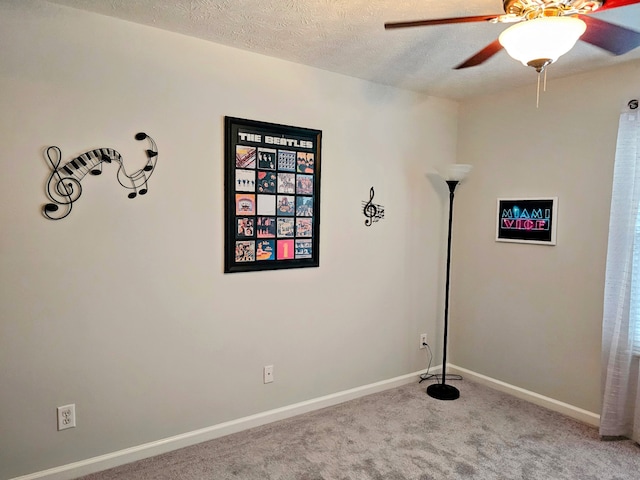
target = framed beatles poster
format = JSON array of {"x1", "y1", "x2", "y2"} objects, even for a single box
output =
[
  {"x1": 496, "y1": 197, "x2": 557, "y2": 245},
  {"x1": 224, "y1": 117, "x2": 322, "y2": 273}
]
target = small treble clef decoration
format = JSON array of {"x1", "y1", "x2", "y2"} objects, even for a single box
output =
[
  {"x1": 364, "y1": 187, "x2": 377, "y2": 226},
  {"x1": 362, "y1": 186, "x2": 384, "y2": 227}
]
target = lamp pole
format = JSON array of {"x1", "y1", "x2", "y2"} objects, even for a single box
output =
[{"x1": 427, "y1": 179, "x2": 460, "y2": 401}]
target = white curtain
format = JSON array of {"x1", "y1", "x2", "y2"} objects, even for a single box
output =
[{"x1": 601, "y1": 105, "x2": 640, "y2": 440}]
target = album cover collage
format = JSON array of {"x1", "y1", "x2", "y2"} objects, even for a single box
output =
[
  {"x1": 233, "y1": 144, "x2": 316, "y2": 264},
  {"x1": 225, "y1": 118, "x2": 322, "y2": 273}
]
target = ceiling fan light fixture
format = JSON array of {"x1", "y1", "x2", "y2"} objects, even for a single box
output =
[{"x1": 498, "y1": 16, "x2": 587, "y2": 70}]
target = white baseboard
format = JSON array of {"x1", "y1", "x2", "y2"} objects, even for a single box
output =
[
  {"x1": 12, "y1": 365, "x2": 600, "y2": 480},
  {"x1": 10, "y1": 371, "x2": 426, "y2": 480},
  {"x1": 448, "y1": 364, "x2": 600, "y2": 427}
]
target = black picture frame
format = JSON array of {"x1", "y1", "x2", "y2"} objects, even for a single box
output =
[
  {"x1": 224, "y1": 117, "x2": 322, "y2": 273},
  {"x1": 496, "y1": 197, "x2": 557, "y2": 245}
]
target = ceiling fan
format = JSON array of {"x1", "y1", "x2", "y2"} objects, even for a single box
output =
[{"x1": 385, "y1": 0, "x2": 640, "y2": 72}]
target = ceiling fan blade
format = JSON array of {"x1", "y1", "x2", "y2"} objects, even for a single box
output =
[
  {"x1": 385, "y1": 14, "x2": 499, "y2": 29},
  {"x1": 596, "y1": 0, "x2": 640, "y2": 12},
  {"x1": 454, "y1": 39, "x2": 503, "y2": 69},
  {"x1": 579, "y1": 15, "x2": 640, "y2": 55}
]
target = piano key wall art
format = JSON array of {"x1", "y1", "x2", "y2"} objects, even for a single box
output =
[{"x1": 42, "y1": 132, "x2": 158, "y2": 220}]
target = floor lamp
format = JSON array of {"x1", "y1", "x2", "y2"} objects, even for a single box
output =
[{"x1": 427, "y1": 164, "x2": 472, "y2": 401}]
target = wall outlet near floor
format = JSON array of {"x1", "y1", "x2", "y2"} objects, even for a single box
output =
[
  {"x1": 420, "y1": 334, "x2": 428, "y2": 349},
  {"x1": 57, "y1": 404, "x2": 76, "y2": 431},
  {"x1": 263, "y1": 365, "x2": 274, "y2": 384}
]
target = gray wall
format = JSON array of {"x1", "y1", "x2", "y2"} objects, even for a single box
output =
[
  {"x1": 0, "y1": 2, "x2": 459, "y2": 478},
  {"x1": 3, "y1": 1, "x2": 638, "y2": 478},
  {"x1": 452, "y1": 60, "x2": 640, "y2": 414}
]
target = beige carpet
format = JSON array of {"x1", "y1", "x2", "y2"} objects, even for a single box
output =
[{"x1": 76, "y1": 379, "x2": 640, "y2": 479}]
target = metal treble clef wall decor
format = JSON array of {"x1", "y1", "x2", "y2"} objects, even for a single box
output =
[
  {"x1": 362, "y1": 186, "x2": 385, "y2": 226},
  {"x1": 43, "y1": 132, "x2": 158, "y2": 220}
]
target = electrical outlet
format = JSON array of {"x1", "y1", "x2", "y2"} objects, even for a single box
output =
[
  {"x1": 263, "y1": 365, "x2": 274, "y2": 384},
  {"x1": 420, "y1": 333, "x2": 428, "y2": 349},
  {"x1": 57, "y1": 404, "x2": 76, "y2": 431}
]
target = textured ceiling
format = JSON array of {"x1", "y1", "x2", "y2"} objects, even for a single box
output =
[{"x1": 45, "y1": 0, "x2": 640, "y2": 99}]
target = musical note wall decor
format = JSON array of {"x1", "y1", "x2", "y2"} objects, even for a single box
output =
[
  {"x1": 362, "y1": 187, "x2": 385, "y2": 226},
  {"x1": 43, "y1": 132, "x2": 158, "y2": 220}
]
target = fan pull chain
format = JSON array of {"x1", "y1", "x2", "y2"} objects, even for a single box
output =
[{"x1": 534, "y1": 67, "x2": 549, "y2": 108}]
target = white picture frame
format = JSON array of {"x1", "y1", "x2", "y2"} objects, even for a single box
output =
[{"x1": 496, "y1": 197, "x2": 558, "y2": 245}]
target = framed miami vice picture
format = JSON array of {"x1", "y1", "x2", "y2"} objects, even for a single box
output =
[
  {"x1": 496, "y1": 197, "x2": 557, "y2": 245},
  {"x1": 224, "y1": 116, "x2": 322, "y2": 273}
]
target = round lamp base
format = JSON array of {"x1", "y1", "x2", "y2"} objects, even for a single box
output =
[{"x1": 426, "y1": 383, "x2": 460, "y2": 401}]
